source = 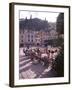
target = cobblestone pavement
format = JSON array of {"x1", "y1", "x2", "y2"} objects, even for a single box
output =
[{"x1": 19, "y1": 55, "x2": 57, "y2": 79}]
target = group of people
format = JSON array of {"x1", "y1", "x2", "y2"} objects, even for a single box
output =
[{"x1": 23, "y1": 47, "x2": 59, "y2": 68}]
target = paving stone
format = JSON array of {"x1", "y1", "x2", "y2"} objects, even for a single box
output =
[{"x1": 19, "y1": 55, "x2": 57, "y2": 79}]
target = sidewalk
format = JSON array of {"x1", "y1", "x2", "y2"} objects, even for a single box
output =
[{"x1": 19, "y1": 55, "x2": 57, "y2": 79}]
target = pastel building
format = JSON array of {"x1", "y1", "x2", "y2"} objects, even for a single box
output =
[{"x1": 19, "y1": 17, "x2": 58, "y2": 47}]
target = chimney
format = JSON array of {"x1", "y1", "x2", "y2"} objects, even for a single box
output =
[
  {"x1": 25, "y1": 17, "x2": 27, "y2": 20},
  {"x1": 45, "y1": 17, "x2": 46, "y2": 21},
  {"x1": 30, "y1": 15, "x2": 32, "y2": 19}
]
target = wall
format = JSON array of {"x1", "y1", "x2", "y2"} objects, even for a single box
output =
[{"x1": 0, "y1": 0, "x2": 72, "y2": 90}]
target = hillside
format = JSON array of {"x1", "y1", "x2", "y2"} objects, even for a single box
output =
[{"x1": 19, "y1": 18, "x2": 49, "y2": 31}]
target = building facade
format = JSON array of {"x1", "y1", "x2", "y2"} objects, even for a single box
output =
[
  {"x1": 19, "y1": 17, "x2": 58, "y2": 47},
  {"x1": 19, "y1": 29, "x2": 58, "y2": 47}
]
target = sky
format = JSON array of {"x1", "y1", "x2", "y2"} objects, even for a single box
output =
[{"x1": 20, "y1": 11, "x2": 59, "y2": 22}]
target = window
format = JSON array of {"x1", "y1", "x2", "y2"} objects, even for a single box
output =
[
  {"x1": 31, "y1": 35, "x2": 33, "y2": 38},
  {"x1": 28, "y1": 34, "x2": 30, "y2": 42},
  {"x1": 21, "y1": 36, "x2": 23, "y2": 38},
  {"x1": 21, "y1": 40, "x2": 23, "y2": 42},
  {"x1": 32, "y1": 39, "x2": 33, "y2": 42}
]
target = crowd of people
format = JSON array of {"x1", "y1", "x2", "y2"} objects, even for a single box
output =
[{"x1": 23, "y1": 46, "x2": 60, "y2": 69}]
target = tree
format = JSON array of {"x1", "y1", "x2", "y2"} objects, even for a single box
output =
[
  {"x1": 54, "y1": 44, "x2": 64, "y2": 77},
  {"x1": 56, "y1": 13, "x2": 64, "y2": 34},
  {"x1": 19, "y1": 18, "x2": 49, "y2": 31}
]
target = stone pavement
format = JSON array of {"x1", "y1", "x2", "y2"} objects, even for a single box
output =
[{"x1": 19, "y1": 55, "x2": 57, "y2": 79}]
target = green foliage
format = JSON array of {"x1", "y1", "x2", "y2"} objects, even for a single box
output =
[
  {"x1": 19, "y1": 18, "x2": 48, "y2": 31},
  {"x1": 44, "y1": 37, "x2": 64, "y2": 47},
  {"x1": 54, "y1": 44, "x2": 64, "y2": 77},
  {"x1": 56, "y1": 13, "x2": 64, "y2": 34},
  {"x1": 53, "y1": 37, "x2": 64, "y2": 47}
]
